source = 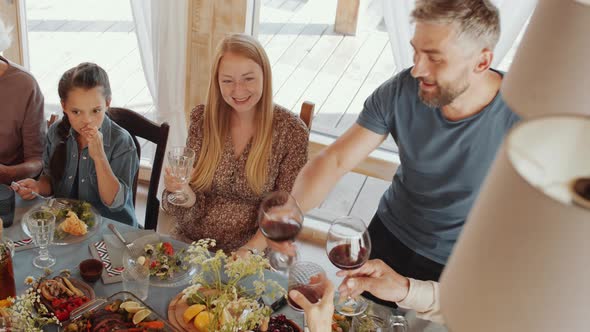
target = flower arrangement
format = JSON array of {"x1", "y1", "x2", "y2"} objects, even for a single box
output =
[
  {"x1": 2, "y1": 273, "x2": 60, "y2": 332},
  {"x1": 181, "y1": 239, "x2": 286, "y2": 332}
]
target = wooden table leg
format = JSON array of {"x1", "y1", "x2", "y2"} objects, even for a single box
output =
[{"x1": 334, "y1": 0, "x2": 360, "y2": 36}]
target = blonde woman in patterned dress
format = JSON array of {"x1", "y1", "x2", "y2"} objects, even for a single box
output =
[{"x1": 162, "y1": 34, "x2": 308, "y2": 254}]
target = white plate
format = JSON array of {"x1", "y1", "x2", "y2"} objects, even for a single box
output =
[
  {"x1": 21, "y1": 199, "x2": 102, "y2": 245},
  {"x1": 121, "y1": 234, "x2": 198, "y2": 288}
]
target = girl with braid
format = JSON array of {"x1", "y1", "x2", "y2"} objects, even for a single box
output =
[{"x1": 13, "y1": 63, "x2": 139, "y2": 226}]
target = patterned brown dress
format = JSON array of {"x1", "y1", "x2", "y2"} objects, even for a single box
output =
[{"x1": 162, "y1": 104, "x2": 308, "y2": 252}]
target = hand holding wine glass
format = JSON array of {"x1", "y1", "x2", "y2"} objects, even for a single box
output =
[
  {"x1": 166, "y1": 146, "x2": 196, "y2": 205},
  {"x1": 289, "y1": 276, "x2": 335, "y2": 332},
  {"x1": 287, "y1": 261, "x2": 328, "y2": 310},
  {"x1": 258, "y1": 191, "x2": 303, "y2": 272},
  {"x1": 326, "y1": 215, "x2": 371, "y2": 316},
  {"x1": 163, "y1": 168, "x2": 183, "y2": 192},
  {"x1": 336, "y1": 259, "x2": 410, "y2": 303}
]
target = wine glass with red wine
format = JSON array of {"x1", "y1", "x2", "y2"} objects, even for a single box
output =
[
  {"x1": 287, "y1": 261, "x2": 327, "y2": 312},
  {"x1": 258, "y1": 191, "x2": 303, "y2": 272},
  {"x1": 326, "y1": 215, "x2": 371, "y2": 316}
]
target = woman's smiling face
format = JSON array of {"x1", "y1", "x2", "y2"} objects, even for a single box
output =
[{"x1": 218, "y1": 51, "x2": 264, "y2": 115}]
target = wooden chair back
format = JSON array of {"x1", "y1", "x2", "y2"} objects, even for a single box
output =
[{"x1": 107, "y1": 107, "x2": 170, "y2": 230}]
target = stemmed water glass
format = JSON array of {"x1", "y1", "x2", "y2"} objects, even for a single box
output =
[
  {"x1": 26, "y1": 208, "x2": 56, "y2": 269},
  {"x1": 167, "y1": 146, "x2": 196, "y2": 205},
  {"x1": 258, "y1": 191, "x2": 303, "y2": 273},
  {"x1": 351, "y1": 304, "x2": 409, "y2": 332},
  {"x1": 326, "y1": 215, "x2": 371, "y2": 316}
]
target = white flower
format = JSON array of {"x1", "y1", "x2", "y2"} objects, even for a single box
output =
[
  {"x1": 183, "y1": 238, "x2": 285, "y2": 332},
  {"x1": 24, "y1": 276, "x2": 35, "y2": 285}
]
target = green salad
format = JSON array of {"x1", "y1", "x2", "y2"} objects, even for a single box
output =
[
  {"x1": 55, "y1": 201, "x2": 95, "y2": 227},
  {"x1": 52, "y1": 200, "x2": 95, "y2": 239},
  {"x1": 136, "y1": 242, "x2": 187, "y2": 280}
]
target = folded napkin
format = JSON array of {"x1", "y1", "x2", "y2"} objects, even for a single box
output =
[
  {"x1": 13, "y1": 237, "x2": 34, "y2": 251},
  {"x1": 89, "y1": 229, "x2": 156, "y2": 284}
]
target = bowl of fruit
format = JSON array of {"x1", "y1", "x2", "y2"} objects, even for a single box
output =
[
  {"x1": 167, "y1": 239, "x2": 287, "y2": 332},
  {"x1": 261, "y1": 314, "x2": 302, "y2": 332}
]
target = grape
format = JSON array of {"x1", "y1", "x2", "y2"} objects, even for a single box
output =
[{"x1": 265, "y1": 315, "x2": 296, "y2": 332}]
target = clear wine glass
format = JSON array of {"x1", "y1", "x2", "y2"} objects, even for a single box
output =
[
  {"x1": 326, "y1": 215, "x2": 371, "y2": 316},
  {"x1": 167, "y1": 146, "x2": 196, "y2": 205},
  {"x1": 287, "y1": 261, "x2": 327, "y2": 312},
  {"x1": 26, "y1": 209, "x2": 56, "y2": 269},
  {"x1": 351, "y1": 304, "x2": 408, "y2": 332},
  {"x1": 258, "y1": 191, "x2": 303, "y2": 273}
]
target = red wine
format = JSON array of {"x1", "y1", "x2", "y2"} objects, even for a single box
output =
[
  {"x1": 328, "y1": 243, "x2": 369, "y2": 270},
  {"x1": 288, "y1": 285, "x2": 321, "y2": 311},
  {"x1": 260, "y1": 218, "x2": 301, "y2": 242}
]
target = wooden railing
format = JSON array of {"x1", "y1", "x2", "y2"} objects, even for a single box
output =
[{"x1": 307, "y1": 133, "x2": 398, "y2": 182}]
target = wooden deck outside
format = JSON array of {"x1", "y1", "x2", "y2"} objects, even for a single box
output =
[{"x1": 25, "y1": 0, "x2": 393, "y2": 225}]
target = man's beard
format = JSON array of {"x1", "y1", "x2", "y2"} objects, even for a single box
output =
[{"x1": 418, "y1": 76, "x2": 469, "y2": 108}]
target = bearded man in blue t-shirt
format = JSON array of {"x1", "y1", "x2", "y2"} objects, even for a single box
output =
[{"x1": 266, "y1": 0, "x2": 520, "y2": 308}]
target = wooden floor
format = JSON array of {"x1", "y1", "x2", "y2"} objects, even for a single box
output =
[
  {"x1": 260, "y1": 0, "x2": 397, "y2": 150},
  {"x1": 25, "y1": 0, "x2": 393, "y2": 226},
  {"x1": 258, "y1": 0, "x2": 394, "y2": 222}
]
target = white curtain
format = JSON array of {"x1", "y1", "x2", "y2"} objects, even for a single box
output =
[
  {"x1": 382, "y1": 0, "x2": 538, "y2": 70},
  {"x1": 0, "y1": 17, "x2": 12, "y2": 53},
  {"x1": 130, "y1": 0, "x2": 188, "y2": 149},
  {"x1": 382, "y1": 0, "x2": 415, "y2": 72}
]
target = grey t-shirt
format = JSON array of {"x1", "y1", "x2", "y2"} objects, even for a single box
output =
[{"x1": 357, "y1": 68, "x2": 520, "y2": 264}]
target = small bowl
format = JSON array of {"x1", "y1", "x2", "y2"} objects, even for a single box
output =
[{"x1": 79, "y1": 259, "x2": 104, "y2": 282}]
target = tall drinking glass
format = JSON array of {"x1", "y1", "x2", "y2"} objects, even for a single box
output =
[
  {"x1": 0, "y1": 239, "x2": 16, "y2": 300},
  {"x1": 167, "y1": 147, "x2": 196, "y2": 205},
  {"x1": 122, "y1": 261, "x2": 150, "y2": 301},
  {"x1": 258, "y1": 191, "x2": 303, "y2": 273},
  {"x1": 326, "y1": 216, "x2": 371, "y2": 316},
  {"x1": 26, "y1": 209, "x2": 56, "y2": 269}
]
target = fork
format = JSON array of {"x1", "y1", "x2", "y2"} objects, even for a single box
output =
[
  {"x1": 11, "y1": 181, "x2": 67, "y2": 210},
  {"x1": 107, "y1": 223, "x2": 143, "y2": 257}
]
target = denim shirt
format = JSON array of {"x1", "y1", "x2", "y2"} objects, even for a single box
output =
[{"x1": 43, "y1": 116, "x2": 139, "y2": 226}]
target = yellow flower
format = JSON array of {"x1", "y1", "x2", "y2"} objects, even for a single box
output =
[
  {"x1": 24, "y1": 275, "x2": 35, "y2": 285},
  {"x1": 184, "y1": 238, "x2": 284, "y2": 332},
  {"x1": 0, "y1": 298, "x2": 13, "y2": 308}
]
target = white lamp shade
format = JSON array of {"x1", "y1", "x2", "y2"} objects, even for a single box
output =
[
  {"x1": 501, "y1": 0, "x2": 590, "y2": 119},
  {"x1": 440, "y1": 115, "x2": 590, "y2": 332}
]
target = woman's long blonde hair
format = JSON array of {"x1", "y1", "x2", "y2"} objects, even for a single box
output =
[{"x1": 190, "y1": 34, "x2": 274, "y2": 195}]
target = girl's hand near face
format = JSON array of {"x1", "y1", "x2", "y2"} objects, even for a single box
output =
[{"x1": 82, "y1": 125, "x2": 106, "y2": 161}]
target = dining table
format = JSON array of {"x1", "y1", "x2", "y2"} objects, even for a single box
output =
[{"x1": 5, "y1": 196, "x2": 448, "y2": 332}]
